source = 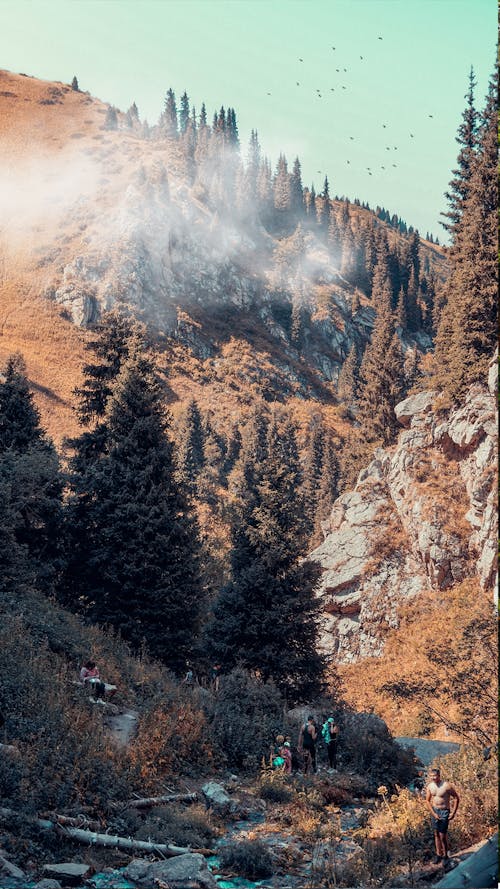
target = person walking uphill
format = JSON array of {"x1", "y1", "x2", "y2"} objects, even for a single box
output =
[
  {"x1": 425, "y1": 767, "x2": 459, "y2": 865},
  {"x1": 298, "y1": 715, "x2": 318, "y2": 774},
  {"x1": 322, "y1": 716, "x2": 339, "y2": 770}
]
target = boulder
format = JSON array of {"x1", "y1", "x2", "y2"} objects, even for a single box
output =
[
  {"x1": 201, "y1": 781, "x2": 232, "y2": 815},
  {"x1": 123, "y1": 853, "x2": 218, "y2": 888},
  {"x1": 395, "y1": 391, "x2": 436, "y2": 427},
  {"x1": 34, "y1": 881, "x2": 63, "y2": 889},
  {"x1": 42, "y1": 862, "x2": 92, "y2": 885}
]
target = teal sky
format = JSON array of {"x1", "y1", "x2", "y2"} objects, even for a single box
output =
[{"x1": 0, "y1": 0, "x2": 496, "y2": 239}]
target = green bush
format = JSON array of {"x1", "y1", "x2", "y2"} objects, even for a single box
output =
[
  {"x1": 340, "y1": 711, "x2": 416, "y2": 790},
  {"x1": 208, "y1": 668, "x2": 284, "y2": 769},
  {"x1": 135, "y1": 805, "x2": 217, "y2": 848},
  {"x1": 259, "y1": 778, "x2": 293, "y2": 803},
  {"x1": 219, "y1": 839, "x2": 274, "y2": 878}
]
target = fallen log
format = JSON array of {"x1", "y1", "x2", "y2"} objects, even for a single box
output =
[
  {"x1": 0, "y1": 809, "x2": 214, "y2": 857},
  {"x1": 124, "y1": 792, "x2": 198, "y2": 809},
  {"x1": 42, "y1": 812, "x2": 102, "y2": 832},
  {"x1": 55, "y1": 825, "x2": 214, "y2": 857}
]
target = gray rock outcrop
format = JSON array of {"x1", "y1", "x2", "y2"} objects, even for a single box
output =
[
  {"x1": 124, "y1": 853, "x2": 217, "y2": 888},
  {"x1": 310, "y1": 359, "x2": 497, "y2": 662}
]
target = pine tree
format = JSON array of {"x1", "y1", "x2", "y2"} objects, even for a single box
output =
[
  {"x1": 433, "y1": 69, "x2": 498, "y2": 400},
  {"x1": 71, "y1": 76, "x2": 79, "y2": 91},
  {"x1": 104, "y1": 106, "x2": 118, "y2": 130},
  {"x1": 206, "y1": 414, "x2": 326, "y2": 703},
  {"x1": 290, "y1": 156, "x2": 304, "y2": 217},
  {"x1": 273, "y1": 154, "x2": 291, "y2": 213},
  {"x1": 0, "y1": 355, "x2": 64, "y2": 596},
  {"x1": 357, "y1": 292, "x2": 405, "y2": 444},
  {"x1": 337, "y1": 343, "x2": 359, "y2": 406},
  {"x1": 62, "y1": 350, "x2": 204, "y2": 671},
  {"x1": 164, "y1": 88, "x2": 178, "y2": 138},
  {"x1": 179, "y1": 90, "x2": 190, "y2": 134},
  {"x1": 440, "y1": 67, "x2": 479, "y2": 237},
  {"x1": 176, "y1": 398, "x2": 206, "y2": 493}
]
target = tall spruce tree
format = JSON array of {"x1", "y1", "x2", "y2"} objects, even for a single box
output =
[
  {"x1": 207, "y1": 413, "x2": 326, "y2": 704},
  {"x1": 62, "y1": 349, "x2": 204, "y2": 671},
  {"x1": 433, "y1": 69, "x2": 498, "y2": 400},
  {"x1": 176, "y1": 398, "x2": 206, "y2": 493},
  {"x1": 440, "y1": 67, "x2": 479, "y2": 237},
  {"x1": 164, "y1": 88, "x2": 178, "y2": 138},
  {"x1": 357, "y1": 291, "x2": 405, "y2": 444},
  {"x1": 0, "y1": 355, "x2": 64, "y2": 596}
]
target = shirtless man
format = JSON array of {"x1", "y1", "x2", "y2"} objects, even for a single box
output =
[{"x1": 425, "y1": 767, "x2": 459, "y2": 864}]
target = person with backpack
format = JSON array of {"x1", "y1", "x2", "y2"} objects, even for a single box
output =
[
  {"x1": 321, "y1": 716, "x2": 339, "y2": 771},
  {"x1": 298, "y1": 715, "x2": 318, "y2": 774}
]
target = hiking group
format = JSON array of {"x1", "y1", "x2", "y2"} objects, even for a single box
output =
[{"x1": 270, "y1": 714, "x2": 339, "y2": 776}]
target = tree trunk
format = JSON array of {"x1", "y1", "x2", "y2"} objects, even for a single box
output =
[{"x1": 124, "y1": 792, "x2": 198, "y2": 809}]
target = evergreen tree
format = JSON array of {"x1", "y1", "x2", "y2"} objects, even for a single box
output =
[
  {"x1": 290, "y1": 156, "x2": 304, "y2": 217},
  {"x1": 104, "y1": 106, "x2": 118, "y2": 130},
  {"x1": 357, "y1": 293, "x2": 405, "y2": 444},
  {"x1": 440, "y1": 67, "x2": 479, "y2": 237},
  {"x1": 0, "y1": 355, "x2": 64, "y2": 596},
  {"x1": 164, "y1": 88, "x2": 178, "y2": 138},
  {"x1": 337, "y1": 343, "x2": 359, "y2": 406},
  {"x1": 71, "y1": 76, "x2": 79, "y2": 91},
  {"x1": 62, "y1": 350, "x2": 204, "y2": 671},
  {"x1": 207, "y1": 414, "x2": 326, "y2": 703},
  {"x1": 433, "y1": 69, "x2": 497, "y2": 400},
  {"x1": 179, "y1": 90, "x2": 190, "y2": 134},
  {"x1": 273, "y1": 153, "x2": 291, "y2": 212},
  {"x1": 176, "y1": 398, "x2": 206, "y2": 493}
]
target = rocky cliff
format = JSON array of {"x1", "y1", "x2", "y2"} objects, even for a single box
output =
[{"x1": 309, "y1": 355, "x2": 497, "y2": 663}]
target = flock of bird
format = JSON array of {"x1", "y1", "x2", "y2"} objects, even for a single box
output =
[{"x1": 265, "y1": 33, "x2": 435, "y2": 181}]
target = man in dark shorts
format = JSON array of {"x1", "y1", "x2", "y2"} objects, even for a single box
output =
[
  {"x1": 298, "y1": 715, "x2": 317, "y2": 774},
  {"x1": 425, "y1": 767, "x2": 459, "y2": 865}
]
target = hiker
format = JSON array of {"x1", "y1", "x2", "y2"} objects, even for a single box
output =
[
  {"x1": 281, "y1": 741, "x2": 292, "y2": 774},
  {"x1": 182, "y1": 667, "x2": 194, "y2": 685},
  {"x1": 211, "y1": 664, "x2": 221, "y2": 692},
  {"x1": 321, "y1": 716, "x2": 339, "y2": 770},
  {"x1": 298, "y1": 715, "x2": 318, "y2": 774},
  {"x1": 80, "y1": 660, "x2": 115, "y2": 703},
  {"x1": 425, "y1": 767, "x2": 460, "y2": 865}
]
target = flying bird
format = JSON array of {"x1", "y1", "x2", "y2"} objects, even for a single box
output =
[
  {"x1": 299, "y1": 58, "x2": 303, "y2": 61},
  {"x1": 368, "y1": 171, "x2": 372, "y2": 175},
  {"x1": 381, "y1": 166, "x2": 385, "y2": 169},
  {"x1": 410, "y1": 133, "x2": 414, "y2": 137},
  {"x1": 332, "y1": 46, "x2": 336, "y2": 50},
  {"x1": 330, "y1": 88, "x2": 335, "y2": 91},
  {"x1": 382, "y1": 124, "x2": 386, "y2": 127},
  {"x1": 428, "y1": 114, "x2": 434, "y2": 118},
  {"x1": 378, "y1": 36, "x2": 383, "y2": 39},
  {"x1": 343, "y1": 68, "x2": 347, "y2": 72},
  {"x1": 296, "y1": 81, "x2": 300, "y2": 85},
  {"x1": 336, "y1": 68, "x2": 340, "y2": 72},
  {"x1": 267, "y1": 92, "x2": 271, "y2": 96},
  {"x1": 349, "y1": 136, "x2": 354, "y2": 140},
  {"x1": 360, "y1": 55, "x2": 364, "y2": 59},
  {"x1": 392, "y1": 164, "x2": 397, "y2": 167},
  {"x1": 342, "y1": 85, "x2": 346, "y2": 89},
  {"x1": 346, "y1": 160, "x2": 350, "y2": 164},
  {"x1": 394, "y1": 146, "x2": 398, "y2": 150}
]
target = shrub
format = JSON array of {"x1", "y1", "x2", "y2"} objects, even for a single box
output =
[
  {"x1": 219, "y1": 839, "x2": 274, "y2": 878},
  {"x1": 135, "y1": 804, "x2": 217, "y2": 848},
  {"x1": 340, "y1": 711, "x2": 416, "y2": 790},
  {"x1": 209, "y1": 668, "x2": 284, "y2": 770},
  {"x1": 259, "y1": 779, "x2": 293, "y2": 803}
]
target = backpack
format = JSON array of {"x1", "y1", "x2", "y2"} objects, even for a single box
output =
[{"x1": 321, "y1": 722, "x2": 331, "y2": 744}]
